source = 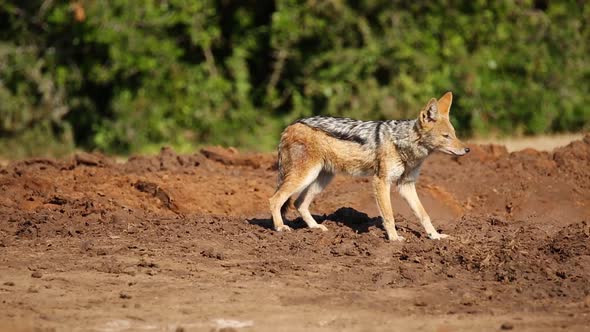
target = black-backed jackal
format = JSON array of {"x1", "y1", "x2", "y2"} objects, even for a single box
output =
[{"x1": 269, "y1": 92, "x2": 470, "y2": 241}]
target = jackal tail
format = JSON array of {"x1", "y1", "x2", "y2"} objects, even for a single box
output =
[{"x1": 277, "y1": 146, "x2": 294, "y2": 215}]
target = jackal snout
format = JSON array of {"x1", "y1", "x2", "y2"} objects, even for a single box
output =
[
  {"x1": 443, "y1": 135, "x2": 470, "y2": 156},
  {"x1": 418, "y1": 92, "x2": 470, "y2": 156}
]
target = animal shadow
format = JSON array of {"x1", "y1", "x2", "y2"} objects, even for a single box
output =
[
  {"x1": 248, "y1": 207, "x2": 383, "y2": 234},
  {"x1": 326, "y1": 207, "x2": 424, "y2": 238}
]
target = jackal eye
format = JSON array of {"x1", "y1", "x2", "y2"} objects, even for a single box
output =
[{"x1": 442, "y1": 133, "x2": 451, "y2": 139}]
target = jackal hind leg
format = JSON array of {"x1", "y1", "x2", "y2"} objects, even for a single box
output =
[
  {"x1": 269, "y1": 165, "x2": 322, "y2": 232},
  {"x1": 294, "y1": 171, "x2": 334, "y2": 231}
]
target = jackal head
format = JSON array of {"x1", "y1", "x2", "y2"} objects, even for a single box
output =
[{"x1": 417, "y1": 92, "x2": 470, "y2": 156}]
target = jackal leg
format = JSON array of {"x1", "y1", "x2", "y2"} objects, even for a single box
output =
[
  {"x1": 373, "y1": 176, "x2": 404, "y2": 241},
  {"x1": 294, "y1": 171, "x2": 334, "y2": 231},
  {"x1": 269, "y1": 165, "x2": 322, "y2": 232},
  {"x1": 398, "y1": 182, "x2": 449, "y2": 240}
]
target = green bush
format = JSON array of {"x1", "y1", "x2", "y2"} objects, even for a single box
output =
[{"x1": 0, "y1": 1, "x2": 588, "y2": 157}]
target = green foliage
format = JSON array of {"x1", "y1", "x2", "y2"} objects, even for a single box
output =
[{"x1": 0, "y1": 1, "x2": 588, "y2": 157}]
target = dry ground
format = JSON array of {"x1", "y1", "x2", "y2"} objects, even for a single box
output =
[
  {"x1": 1, "y1": 135, "x2": 590, "y2": 331},
  {"x1": 470, "y1": 133, "x2": 585, "y2": 152}
]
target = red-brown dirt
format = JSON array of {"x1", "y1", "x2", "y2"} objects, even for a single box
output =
[{"x1": 1, "y1": 136, "x2": 590, "y2": 331}]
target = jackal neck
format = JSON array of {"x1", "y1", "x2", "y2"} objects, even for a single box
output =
[{"x1": 383, "y1": 120, "x2": 430, "y2": 164}]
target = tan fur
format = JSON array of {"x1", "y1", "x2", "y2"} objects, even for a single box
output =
[{"x1": 270, "y1": 92, "x2": 469, "y2": 241}]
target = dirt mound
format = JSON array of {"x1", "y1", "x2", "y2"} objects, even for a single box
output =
[
  {"x1": 546, "y1": 221, "x2": 590, "y2": 259},
  {"x1": 1, "y1": 137, "x2": 590, "y2": 331}
]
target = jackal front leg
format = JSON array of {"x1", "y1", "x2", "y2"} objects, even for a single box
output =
[
  {"x1": 398, "y1": 182, "x2": 449, "y2": 240},
  {"x1": 373, "y1": 176, "x2": 405, "y2": 242}
]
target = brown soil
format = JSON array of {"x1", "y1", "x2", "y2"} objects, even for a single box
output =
[{"x1": 1, "y1": 136, "x2": 590, "y2": 331}]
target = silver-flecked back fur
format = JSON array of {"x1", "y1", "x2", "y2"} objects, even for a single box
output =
[{"x1": 296, "y1": 116, "x2": 419, "y2": 150}]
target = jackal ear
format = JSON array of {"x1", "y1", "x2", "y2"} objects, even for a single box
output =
[
  {"x1": 419, "y1": 98, "x2": 439, "y2": 126},
  {"x1": 437, "y1": 91, "x2": 453, "y2": 117}
]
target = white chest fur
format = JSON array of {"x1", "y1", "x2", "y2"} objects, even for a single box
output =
[{"x1": 387, "y1": 163, "x2": 405, "y2": 181}]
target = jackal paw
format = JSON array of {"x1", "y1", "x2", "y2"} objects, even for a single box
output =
[
  {"x1": 310, "y1": 224, "x2": 328, "y2": 231},
  {"x1": 275, "y1": 225, "x2": 292, "y2": 232},
  {"x1": 388, "y1": 235, "x2": 406, "y2": 242},
  {"x1": 428, "y1": 233, "x2": 450, "y2": 240}
]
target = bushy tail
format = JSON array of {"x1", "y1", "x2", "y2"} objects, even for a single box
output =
[
  {"x1": 280, "y1": 197, "x2": 292, "y2": 216},
  {"x1": 277, "y1": 143, "x2": 293, "y2": 215}
]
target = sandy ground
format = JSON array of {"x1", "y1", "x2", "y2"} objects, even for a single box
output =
[
  {"x1": 1, "y1": 135, "x2": 590, "y2": 331},
  {"x1": 470, "y1": 133, "x2": 585, "y2": 152}
]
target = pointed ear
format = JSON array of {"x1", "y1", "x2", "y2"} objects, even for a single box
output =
[
  {"x1": 419, "y1": 98, "x2": 439, "y2": 127},
  {"x1": 437, "y1": 91, "x2": 453, "y2": 117}
]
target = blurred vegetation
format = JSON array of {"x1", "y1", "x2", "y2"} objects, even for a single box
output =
[{"x1": 0, "y1": 0, "x2": 588, "y2": 157}]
